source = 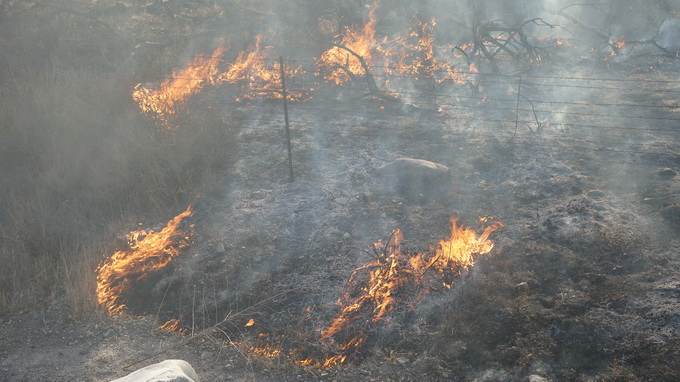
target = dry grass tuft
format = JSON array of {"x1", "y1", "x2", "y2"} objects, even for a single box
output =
[{"x1": 0, "y1": 1, "x2": 240, "y2": 316}]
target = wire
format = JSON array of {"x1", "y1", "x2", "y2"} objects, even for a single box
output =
[{"x1": 136, "y1": 64, "x2": 680, "y2": 169}]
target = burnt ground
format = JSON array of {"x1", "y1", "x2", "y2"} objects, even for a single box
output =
[{"x1": 2, "y1": 51, "x2": 680, "y2": 381}]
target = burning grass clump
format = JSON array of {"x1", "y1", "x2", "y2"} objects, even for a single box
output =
[{"x1": 96, "y1": 206, "x2": 194, "y2": 316}]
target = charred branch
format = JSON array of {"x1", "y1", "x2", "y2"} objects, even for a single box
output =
[
  {"x1": 471, "y1": 18, "x2": 556, "y2": 74},
  {"x1": 305, "y1": 30, "x2": 439, "y2": 114},
  {"x1": 305, "y1": 29, "x2": 383, "y2": 95},
  {"x1": 557, "y1": 5, "x2": 642, "y2": 56}
]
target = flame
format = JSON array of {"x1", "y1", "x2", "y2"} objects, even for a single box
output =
[
  {"x1": 160, "y1": 318, "x2": 186, "y2": 333},
  {"x1": 316, "y1": 0, "x2": 380, "y2": 84},
  {"x1": 132, "y1": 36, "x2": 309, "y2": 129},
  {"x1": 248, "y1": 343, "x2": 283, "y2": 358},
  {"x1": 132, "y1": 2, "x2": 485, "y2": 119},
  {"x1": 132, "y1": 47, "x2": 228, "y2": 128},
  {"x1": 555, "y1": 39, "x2": 574, "y2": 48},
  {"x1": 298, "y1": 217, "x2": 504, "y2": 368},
  {"x1": 380, "y1": 17, "x2": 467, "y2": 84},
  {"x1": 216, "y1": 34, "x2": 307, "y2": 102},
  {"x1": 96, "y1": 206, "x2": 194, "y2": 316},
  {"x1": 607, "y1": 35, "x2": 626, "y2": 57},
  {"x1": 613, "y1": 35, "x2": 625, "y2": 50},
  {"x1": 128, "y1": 215, "x2": 502, "y2": 368},
  {"x1": 316, "y1": 4, "x2": 469, "y2": 87}
]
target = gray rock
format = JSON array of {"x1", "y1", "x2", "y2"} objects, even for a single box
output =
[
  {"x1": 655, "y1": 19, "x2": 680, "y2": 53},
  {"x1": 110, "y1": 359, "x2": 198, "y2": 382},
  {"x1": 215, "y1": 241, "x2": 226, "y2": 254},
  {"x1": 375, "y1": 157, "x2": 450, "y2": 200},
  {"x1": 658, "y1": 167, "x2": 676, "y2": 179}
]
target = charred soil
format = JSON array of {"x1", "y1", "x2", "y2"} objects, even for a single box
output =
[{"x1": 3, "y1": 47, "x2": 680, "y2": 382}]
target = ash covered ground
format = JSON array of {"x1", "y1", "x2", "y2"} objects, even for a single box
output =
[
  {"x1": 2, "y1": 2, "x2": 680, "y2": 380},
  {"x1": 3, "y1": 53, "x2": 680, "y2": 381}
]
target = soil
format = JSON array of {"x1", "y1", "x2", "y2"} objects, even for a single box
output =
[{"x1": 2, "y1": 47, "x2": 680, "y2": 381}]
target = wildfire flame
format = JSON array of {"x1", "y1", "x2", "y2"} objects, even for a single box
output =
[
  {"x1": 131, "y1": 2, "x2": 576, "y2": 126},
  {"x1": 132, "y1": 47, "x2": 227, "y2": 128},
  {"x1": 296, "y1": 217, "x2": 504, "y2": 368},
  {"x1": 234, "y1": 218, "x2": 502, "y2": 369},
  {"x1": 216, "y1": 34, "x2": 307, "y2": 102},
  {"x1": 321, "y1": 219, "x2": 503, "y2": 346},
  {"x1": 316, "y1": 0, "x2": 380, "y2": 84},
  {"x1": 132, "y1": 36, "x2": 307, "y2": 129},
  {"x1": 608, "y1": 35, "x2": 626, "y2": 57},
  {"x1": 380, "y1": 17, "x2": 467, "y2": 84},
  {"x1": 613, "y1": 35, "x2": 625, "y2": 50},
  {"x1": 316, "y1": 2, "x2": 468, "y2": 86},
  {"x1": 96, "y1": 206, "x2": 194, "y2": 316},
  {"x1": 160, "y1": 318, "x2": 186, "y2": 333}
]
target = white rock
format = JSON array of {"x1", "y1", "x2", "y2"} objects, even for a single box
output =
[{"x1": 110, "y1": 359, "x2": 199, "y2": 382}]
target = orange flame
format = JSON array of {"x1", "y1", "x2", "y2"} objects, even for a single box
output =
[
  {"x1": 248, "y1": 343, "x2": 283, "y2": 358},
  {"x1": 160, "y1": 318, "x2": 186, "y2": 333},
  {"x1": 132, "y1": 36, "x2": 309, "y2": 129},
  {"x1": 380, "y1": 17, "x2": 467, "y2": 84},
  {"x1": 217, "y1": 34, "x2": 307, "y2": 102},
  {"x1": 316, "y1": 4, "x2": 469, "y2": 87},
  {"x1": 132, "y1": 3, "x2": 484, "y2": 120},
  {"x1": 607, "y1": 35, "x2": 626, "y2": 57},
  {"x1": 316, "y1": 0, "x2": 380, "y2": 84},
  {"x1": 298, "y1": 218, "x2": 504, "y2": 368},
  {"x1": 96, "y1": 206, "x2": 194, "y2": 316},
  {"x1": 613, "y1": 35, "x2": 625, "y2": 50},
  {"x1": 132, "y1": 47, "x2": 227, "y2": 128},
  {"x1": 147, "y1": 216, "x2": 502, "y2": 368}
]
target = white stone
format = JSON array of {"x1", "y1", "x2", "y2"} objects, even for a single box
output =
[{"x1": 111, "y1": 359, "x2": 199, "y2": 382}]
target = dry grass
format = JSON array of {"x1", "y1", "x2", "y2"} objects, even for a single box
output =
[{"x1": 0, "y1": 1, "x2": 239, "y2": 316}]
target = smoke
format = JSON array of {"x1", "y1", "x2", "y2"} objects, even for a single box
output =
[{"x1": 5, "y1": 1, "x2": 678, "y2": 377}]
